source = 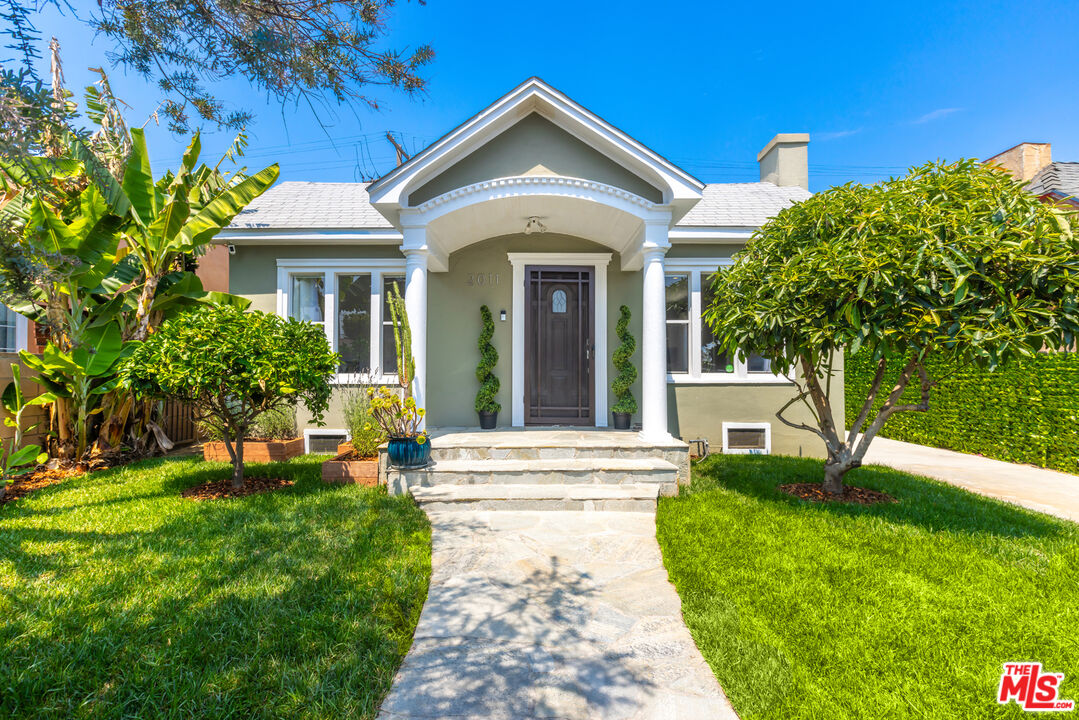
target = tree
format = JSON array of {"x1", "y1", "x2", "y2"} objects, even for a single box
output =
[
  {"x1": 611, "y1": 304, "x2": 638, "y2": 416},
  {"x1": 705, "y1": 160, "x2": 1079, "y2": 494},
  {"x1": 474, "y1": 305, "x2": 500, "y2": 415},
  {"x1": 12, "y1": 0, "x2": 433, "y2": 133},
  {"x1": 123, "y1": 305, "x2": 337, "y2": 488}
]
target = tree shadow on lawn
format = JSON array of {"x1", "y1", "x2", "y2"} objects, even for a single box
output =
[
  {"x1": 687, "y1": 454, "x2": 1070, "y2": 540},
  {"x1": 0, "y1": 455, "x2": 432, "y2": 719}
]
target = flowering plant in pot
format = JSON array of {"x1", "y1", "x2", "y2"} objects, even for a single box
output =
[
  {"x1": 474, "y1": 305, "x2": 501, "y2": 429},
  {"x1": 370, "y1": 283, "x2": 429, "y2": 468},
  {"x1": 611, "y1": 305, "x2": 638, "y2": 430}
]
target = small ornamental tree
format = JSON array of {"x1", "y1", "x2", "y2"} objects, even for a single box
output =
[
  {"x1": 611, "y1": 305, "x2": 638, "y2": 416},
  {"x1": 475, "y1": 305, "x2": 501, "y2": 415},
  {"x1": 123, "y1": 305, "x2": 337, "y2": 488},
  {"x1": 706, "y1": 160, "x2": 1079, "y2": 494}
]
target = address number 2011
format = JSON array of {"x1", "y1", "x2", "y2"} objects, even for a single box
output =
[{"x1": 467, "y1": 272, "x2": 500, "y2": 287}]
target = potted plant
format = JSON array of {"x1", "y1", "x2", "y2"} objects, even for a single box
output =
[
  {"x1": 322, "y1": 387, "x2": 384, "y2": 484},
  {"x1": 611, "y1": 304, "x2": 638, "y2": 430},
  {"x1": 475, "y1": 305, "x2": 501, "y2": 429},
  {"x1": 200, "y1": 405, "x2": 305, "y2": 463},
  {"x1": 370, "y1": 283, "x2": 429, "y2": 468}
]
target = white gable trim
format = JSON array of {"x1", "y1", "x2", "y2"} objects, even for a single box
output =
[{"x1": 367, "y1": 78, "x2": 703, "y2": 224}]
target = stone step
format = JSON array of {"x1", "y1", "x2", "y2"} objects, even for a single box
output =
[
  {"x1": 387, "y1": 457, "x2": 679, "y2": 495},
  {"x1": 409, "y1": 483, "x2": 660, "y2": 512}
]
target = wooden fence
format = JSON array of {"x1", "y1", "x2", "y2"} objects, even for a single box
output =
[{"x1": 158, "y1": 398, "x2": 200, "y2": 446}]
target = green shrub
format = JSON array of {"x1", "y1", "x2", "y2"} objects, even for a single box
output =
[
  {"x1": 123, "y1": 305, "x2": 337, "y2": 488},
  {"x1": 612, "y1": 305, "x2": 638, "y2": 415},
  {"x1": 343, "y1": 388, "x2": 383, "y2": 458},
  {"x1": 252, "y1": 405, "x2": 297, "y2": 440},
  {"x1": 846, "y1": 350, "x2": 1079, "y2": 474},
  {"x1": 474, "y1": 305, "x2": 501, "y2": 414}
]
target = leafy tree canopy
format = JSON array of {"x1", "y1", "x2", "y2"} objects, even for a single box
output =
[
  {"x1": 122, "y1": 305, "x2": 337, "y2": 486},
  {"x1": 706, "y1": 159, "x2": 1079, "y2": 492}
]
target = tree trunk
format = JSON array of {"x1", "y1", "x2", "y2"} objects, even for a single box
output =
[
  {"x1": 823, "y1": 459, "x2": 849, "y2": 495},
  {"x1": 132, "y1": 274, "x2": 161, "y2": 342},
  {"x1": 231, "y1": 437, "x2": 245, "y2": 490}
]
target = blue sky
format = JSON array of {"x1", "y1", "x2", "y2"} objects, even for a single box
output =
[{"x1": 32, "y1": 0, "x2": 1079, "y2": 191}]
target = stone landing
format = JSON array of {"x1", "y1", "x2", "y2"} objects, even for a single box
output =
[{"x1": 385, "y1": 428, "x2": 690, "y2": 512}]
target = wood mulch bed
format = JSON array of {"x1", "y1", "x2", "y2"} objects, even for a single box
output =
[
  {"x1": 1, "y1": 466, "x2": 85, "y2": 506},
  {"x1": 181, "y1": 476, "x2": 295, "y2": 501},
  {"x1": 779, "y1": 482, "x2": 896, "y2": 506}
]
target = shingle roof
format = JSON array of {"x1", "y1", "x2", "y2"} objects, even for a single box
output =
[
  {"x1": 230, "y1": 181, "x2": 393, "y2": 229},
  {"x1": 228, "y1": 179, "x2": 809, "y2": 231},
  {"x1": 1027, "y1": 162, "x2": 1079, "y2": 203},
  {"x1": 676, "y1": 182, "x2": 810, "y2": 227}
]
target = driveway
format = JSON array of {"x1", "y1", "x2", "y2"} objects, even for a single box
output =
[
  {"x1": 377, "y1": 511, "x2": 739, "y2": 720},
  {"x1": 862, "y1": 437, "x2": 1079, "y2": 523}
]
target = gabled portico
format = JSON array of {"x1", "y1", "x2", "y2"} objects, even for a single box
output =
[{"x1": 366, "y1": 78, "x2": 705, "y2": 441}]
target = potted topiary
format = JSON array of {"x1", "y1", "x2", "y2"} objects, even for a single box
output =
[
  {"x1": 611, "y1": 304, "x2": 638, "y2": 430},
  {"x1": 123, "y1": 305, "x2": 336, "y2": 491},
  {"x1": 371, "y1": 284, "x2": 429, "y2": 468},
  {"x1": 322, "y1": 387, "x2": 384, "y2": 484},
  {"x1": 474, "y1": 305, "x2": 501, "y2": 429}
]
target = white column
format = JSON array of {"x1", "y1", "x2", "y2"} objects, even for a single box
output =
[
  {"x1": 640, "y1": 233, "x2": 670, "y2": 441},
  {"x1": 403, "y1": 244, "x2": 428, "y2": 428},
  {"x1": 510, "y1": 260, "x2": 526, "y2": 427}
]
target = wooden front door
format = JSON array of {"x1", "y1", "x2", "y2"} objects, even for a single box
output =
[{"x1": 525, "y1": 266, "x2": 594, "y2": 425}]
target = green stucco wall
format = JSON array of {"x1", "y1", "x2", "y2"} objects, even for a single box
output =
[
  {"x1": 408, "y1": 114, "x2": 665, "y2": 205},
  {"x1": 228, "y1": 239, "x2": 845, "y2": 458}
]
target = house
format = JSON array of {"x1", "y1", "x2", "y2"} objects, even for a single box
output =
[
  {"x1": 985, "y1": 142, "x2": 1079, "y2": 209},
  {"x1": 218, "y1": 78, "x2": 838, "y2": 458}
]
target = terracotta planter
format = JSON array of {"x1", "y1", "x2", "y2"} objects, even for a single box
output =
[
  {"x1": 202, "y1": 437, "x2": 305, "y2": 463},
  {"x1": 322, "y1": 452, "x2": 380, "y2": 485},
  {"x1": 337, "y1": 441, "x2": 354, "y2": 456}
]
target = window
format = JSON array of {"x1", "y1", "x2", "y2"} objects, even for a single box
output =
[
  {"x1": 278, "y1": 260, "x2": 406, "y2": 382},
  {"x1": 551, "y1": 289, "x2": 567, "y2": 313},
  {"x1": 722, "y1": 422, "x2": 771, "y2": 454},
  {"x1": 665, "y1": 261, "x2": 788, "y2": 384},
  {"x1": 665, "y1": 273, "x2": 689, "y2": 373},
  {"x1": 0, "y1": 305, "x2": 17, "y2": 353}
]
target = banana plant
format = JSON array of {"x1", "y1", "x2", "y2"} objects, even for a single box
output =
[{"x1": 2, "y1": 364, "x2": 51, "y2": 499}]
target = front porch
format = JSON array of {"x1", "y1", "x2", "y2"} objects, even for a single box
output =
[{"x1": 384, "y1": 427, "x2": 690, "y2": 511}]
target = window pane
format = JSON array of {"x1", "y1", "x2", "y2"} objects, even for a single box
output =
[
  {"x1": 748, "y1": 353, "x2": 772, "y2": 373},
  {"x1": 382, "y1": 275, "x2": 405, "y2": 373},
  {"x1": 290, "y1": 275, "x2": 324, "y2": 323},
  {"x1": 337, "y1": 274, "x2": 371, "y2": 374},
  {"x1": 700, "y1": 274, "x2": 732, "y2": 373},
  {"x1": 0, "y1": 305, "x2": 15, "y2": 352},
  {"x1": 666, "y1": 323, "x2": 688, "y2": 373},
  {"x1": 664, "y1": 274, "x2": 688, "y2": 320}
]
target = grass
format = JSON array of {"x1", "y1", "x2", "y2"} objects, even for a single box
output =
[
  {"x1": 0, "y1": 455, "x2": 431, "y2": 719},
  {"x1": 656, "y1": 454, "x2": 1079, "y2": 720}
]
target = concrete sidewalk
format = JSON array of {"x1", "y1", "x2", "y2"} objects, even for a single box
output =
[{"x1": 862, "y1": 437, "x2": 1079, "y2": 523}]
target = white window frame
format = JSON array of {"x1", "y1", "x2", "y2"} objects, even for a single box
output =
[
  {"x1": 664, "y1": 259, "x2": 792, "y2": 385},
  {"x1": 722, "y1": 421, "x2": 771, "y2": 455},
  {"x1": 1, "y1": 305, "x2": 28, "y2": 354},
  {"x1": 303, "y1": 427, "x2": 351, "y2": 454},
  {"x1": 277, "y1": 258, "x2": 406, "y2": 384}
]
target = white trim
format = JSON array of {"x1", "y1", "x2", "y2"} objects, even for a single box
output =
[
  {"x1": 722, "y1": 422, "x2": 771, "y2": 455},
  {"x1": 1, "y1": 305, "x2": 28, "y2": 353},
  {"x1": 668, "y1": 227, "x2": 757, "y2": 242},
  {"x1": 303, "y1": 428, "x2": 350, "y2": 454},
  {"x1": 507, "y1": 252, "x2": 611, "y2": 428},
  {"x1": 412, "y1": 175, "x2": 666, "y2": 215},
  {"x1": 219, "y1": 229, "x2": 403, "y2": 243},
  {"x1": 276, "y1": 260, "x2": 406, "y2": 384}
]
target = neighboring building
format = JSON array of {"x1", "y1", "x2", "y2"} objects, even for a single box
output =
[
  {"x1": 0, "y1": 304, "x2": 29, "y2": 354},
  {"x1": 985, "y1": 142, "x2": 1079, "y2": 209},
  {"x1": 218, "y1": 78, "x2": 840, "y2": 456}
]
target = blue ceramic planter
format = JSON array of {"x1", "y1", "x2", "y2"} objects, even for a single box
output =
[{"x1": 387, "y1": 436, "x2": 431, "y2": 468}]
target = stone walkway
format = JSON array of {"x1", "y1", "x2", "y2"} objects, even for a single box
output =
[
  {"x1": 863, "y1": 437, "x2": 1079, "y2": 523},
  {"x1": 377, "y1": 511, "x2": 739, "y2": 720}
]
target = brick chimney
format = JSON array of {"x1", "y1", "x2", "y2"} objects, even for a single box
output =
[
  {"x1": 757, "y1": 133, "x2": 810, "y2": 190},
  {"x1": 984, "y1": 142, "x2": 1052, "y2": 182}
]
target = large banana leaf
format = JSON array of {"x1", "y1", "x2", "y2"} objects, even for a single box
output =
[
  {"x1": 122, "y1": 128, "x2": 160, "y2": 228},
  {"x1": 178, "y1": 165, "x2": 279, "y2": 250},
  {"x1": 71, "y1": 322, "x2": 125, "y2": 377}
]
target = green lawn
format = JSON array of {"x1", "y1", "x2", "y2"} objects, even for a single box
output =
[
  {"x1": 657, "y1": 454, "x2": 1079, "y2": 720},
  {"x1": 0, "y1": 455, "x2": 431, "y2": 719}
]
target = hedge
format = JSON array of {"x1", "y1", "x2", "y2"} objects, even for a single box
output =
[{"x1": 845, "y1": 351, "x2": 1079, "y2": 474}]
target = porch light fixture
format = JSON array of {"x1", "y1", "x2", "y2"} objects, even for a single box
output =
[{"x1": 523, "y1": 216, "x2": 547, "y2": 235}]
